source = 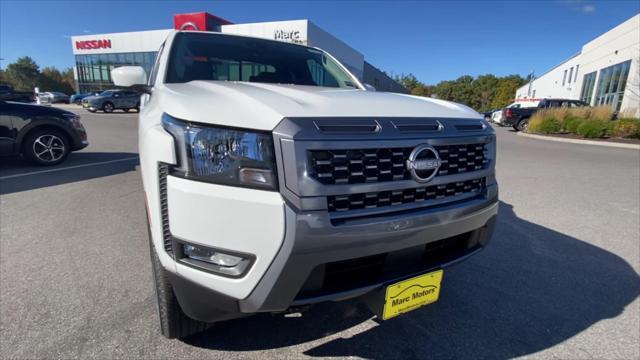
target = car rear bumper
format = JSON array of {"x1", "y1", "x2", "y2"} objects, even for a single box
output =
[{"x1": 168, "y1": 185, "x2": 498, "y2": 322}]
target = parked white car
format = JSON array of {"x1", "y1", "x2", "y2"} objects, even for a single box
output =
[
  {"x1": 112, "y1": 30, "x2": 498, "y2": 339},
  {"x1": 491, "y1": 100, "x2": 540, "y2": 125}
]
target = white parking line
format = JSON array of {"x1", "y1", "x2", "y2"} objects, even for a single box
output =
[{"x1": 0, "y1": 156, "x2": 139, "y2": 180}]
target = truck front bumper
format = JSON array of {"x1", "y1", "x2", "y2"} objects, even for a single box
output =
[{"x1": 168, "y1": 184, "x2": 498, "y2": 322}]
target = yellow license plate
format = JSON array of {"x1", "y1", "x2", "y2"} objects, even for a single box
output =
[{"x1": 383, "y1": 269, "x2": 443, "y2": 320}]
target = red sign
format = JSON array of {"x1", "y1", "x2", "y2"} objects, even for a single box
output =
[
  {"x1": 173, "y1": 12, "x2": 232, "y2": 31},
  {"x1": 75, "y1": 39, "x2": 112, "y2": 50}
]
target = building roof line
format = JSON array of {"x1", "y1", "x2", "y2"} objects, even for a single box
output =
[
  {"x1": 581, "y1": 13, "x2": 640, "y2": 49},
  {"x1": 518, "y1": 52, "x2": 581, "y2": 90}
]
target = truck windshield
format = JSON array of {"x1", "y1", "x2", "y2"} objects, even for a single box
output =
[{"x1": 165, "y1": 32, "x2": 358, "y2": 89}]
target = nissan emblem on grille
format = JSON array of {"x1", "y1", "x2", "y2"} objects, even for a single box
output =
[{"x1": 406, "y1": 144, "x2": 442, "y2": 183}]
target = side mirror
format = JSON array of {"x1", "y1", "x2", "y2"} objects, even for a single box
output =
[
  {"x1": 111, "y1": 66, "x2": 151, "y2": 94},
  {"x1": 363, "y1": 83, "x2": 376, "y2": 92}
]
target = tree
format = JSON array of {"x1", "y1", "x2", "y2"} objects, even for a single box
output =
[
  {"x1": 62, "y1": 68, "x2": 76, "y2": 92},
  {"x1": 39, "y1": 67, "x2": 74, "y2": 94},
  {"x1": 395, "y1": 72, "x2": 527, "y2": 111},
  {"x1": 4, "y1": 56, "x2": 40, "y2": 91},
  {"x1": 490, "y1": 75, "x2": 527, "y2": 109},
  {"x1": 472, "y1": 74, "x2": 500, "y2": 112},
  {"x1": 395, "y1": 73, "x2": 421, "y2": 92}
]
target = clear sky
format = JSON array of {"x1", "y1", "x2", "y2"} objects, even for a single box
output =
[{"x1": 1, "y1": 0, "x2": 638, "y2": 84}]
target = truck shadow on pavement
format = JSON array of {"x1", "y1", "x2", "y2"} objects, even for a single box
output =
[
  {"x1": 184, "y1": 201, "x2": 640, "y2": 359},
  {"x1": 0, "y1": 152, "x2": 139, "y2": 195}
]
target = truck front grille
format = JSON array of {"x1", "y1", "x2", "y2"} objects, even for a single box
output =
[
  {"x1": 327, "y1": 178, "x2": 485, "y2": 212},
  {"x1": 309, "y1": 143, "x2": 487, "y2": 185}
]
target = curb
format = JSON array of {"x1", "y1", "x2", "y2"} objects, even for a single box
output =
[{"x1": 516, "y1": 131, "x2": 640, "y2": 150}]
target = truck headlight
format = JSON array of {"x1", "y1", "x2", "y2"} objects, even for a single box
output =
[{"x1": 162, "y1": 113, "x2": 277, "y2": 190}]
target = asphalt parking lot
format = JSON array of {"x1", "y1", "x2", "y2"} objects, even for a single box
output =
[{"x1": 1, "y1": 107, "x2": 639, "y2": 359}]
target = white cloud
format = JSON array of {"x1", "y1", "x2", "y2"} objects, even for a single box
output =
[{"x1": 582, "y1": 5, "x2": 596, "y2": 13}]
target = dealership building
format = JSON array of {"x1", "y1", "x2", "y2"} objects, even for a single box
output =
[
  {"x1": 515, "y1": 13, "x2": 640, "y2": 116},
  {"x1": 70, "y1": 12, "x2": 407, "y2": 94}
]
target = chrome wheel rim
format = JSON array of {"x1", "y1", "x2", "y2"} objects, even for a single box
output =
[
  {"x1": 104, "y1": 104, "x2": 113, "y2": 112},
  {"x1": 33, "y1": 135, "x2": 65, "y2": 162}
]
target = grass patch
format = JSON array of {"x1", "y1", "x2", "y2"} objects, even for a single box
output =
[
  {"x1": 576, "y1": 120, "x2": 612, "y2": 138},
  {"x1": 528, "y1": 109, "x2": 562, "y2": 134},
  {"x1": 589, "y1": 106, "x2": 614, "y2": 121},
  {"x1": 611, "y1": 118, "x2": 640, "y2": 139},
  {"x1": 526, "y1": 105, "x2": 638, "y2": 139},
  {"x1": 563, "y1": 116, "x2": 585, "y2": 133}
]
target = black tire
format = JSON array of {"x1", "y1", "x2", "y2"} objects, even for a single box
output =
[
  {"x1": 123, "y1": 108, "x2": 130, "y2": 113},
  {"x1": 22, "y1": 128, "x2": 70, "y2": 166},
  {"x1": 135, "y1": 102, "x2": 140, "y2": 112},
  {"x1": 148, "y1": 226, "x2": 209, "y2": 339},
  {"x1": 515, "y1": 118, "x2": 529, "y2": 132},
  {"x1": 102, "y1": 102, "x2": 114, "y2": 113}
]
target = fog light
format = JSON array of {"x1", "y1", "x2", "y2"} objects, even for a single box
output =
[
  {"x1": 183, "y1": 245, "x2": 243, "y2": 267},
  {"x1": 180, "y1": 243, "x2": 252, "y2": 277}
]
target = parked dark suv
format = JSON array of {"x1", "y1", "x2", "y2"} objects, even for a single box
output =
[
  {"x1": 0, "y1": 100, "x2": 88, "y2": 165},
  {"x1": 82, "y1": 89, "x2": 140, "y2": 113}
]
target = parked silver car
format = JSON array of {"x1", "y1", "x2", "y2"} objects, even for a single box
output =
[
  {"x1": 82, "y1": 89, "x2": 140, "y2": 113},
  {"x1": 37, "y1": 91, "x2": 70, "y2": 104}
]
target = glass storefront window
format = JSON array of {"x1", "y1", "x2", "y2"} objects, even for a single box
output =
[
  {"x1": 75, "y1": 51, "x2": 159, "y2": 93},
  {"x1": 580, "y1": 71, "x2": 596, "y2": 104},
  {"x1": 594, "y1": 60, "x2": 631, "y2": 111}
]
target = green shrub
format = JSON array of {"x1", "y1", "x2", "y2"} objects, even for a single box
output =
[
  {"x1": 576, "y1": 119, "x2": 612, "y2": 138},
  {"x1": 564, "y1": 116, "x2": 585, "y2": 133},
  {"x1": 528, "y1": 111, "x2": 562, "y2": 133},
  {"x1": 535, "y1": 117, "x2": 562, "y2": 134},
  {"x1": 611, "y1": 118, "x2": 640, "y2": 139}
]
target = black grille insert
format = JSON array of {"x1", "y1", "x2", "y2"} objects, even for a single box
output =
[
  {"x1": 309, "y1": 143, "x2": 487, "y2": 185},
  {"x1": 328, "y1": 178, "x2": 485, "y2": 212},
  {"x1": 158, "y1": 163, "x2": 173, "y2": 254}
]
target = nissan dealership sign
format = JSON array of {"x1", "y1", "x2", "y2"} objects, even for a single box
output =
[
  {"x1": 71, "y1": 29, "x2": 172, "y2": 55},
  {"x1": 75, "y1": 39, "x2": 112, "y2": 50}
]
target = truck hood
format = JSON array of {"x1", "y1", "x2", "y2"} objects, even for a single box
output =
[{"x1": 159, "y1": 81, "x2": 481, "y2": 130}]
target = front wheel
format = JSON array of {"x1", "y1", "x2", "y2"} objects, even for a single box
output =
[
  {"x1": 23, "y1": 128, "x2": 70, "y2": 166},
  {"x1": 149, "y1": 229, "x2": 209, "y2": 338},
  {"x1": 102, "y1": 102, "x2": 114, "y2": 113}
]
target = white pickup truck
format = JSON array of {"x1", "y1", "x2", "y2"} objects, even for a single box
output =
[{"x1": 112, "y1": 30, "x2": 498, "y2": 339}]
